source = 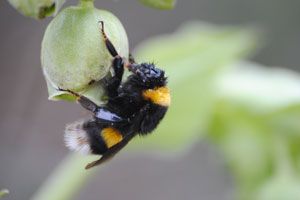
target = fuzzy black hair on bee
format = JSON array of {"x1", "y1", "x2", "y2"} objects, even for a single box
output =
[{"x1": 60, "y1": 21, "x2": 170, "y2": 169}]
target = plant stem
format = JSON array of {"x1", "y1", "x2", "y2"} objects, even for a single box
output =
[
  {"x1": 0, "y1": 189, "x2": 9, "y2": 198},
  {"x1": 273, "y1": 134, "x2": 295, "y2": 178},
  {"x1": 78, "y1": 0, "x2": 95, "y2": 8},
  {"x1": 30, "y1": 153, "x2": 99, "y2": 200}
]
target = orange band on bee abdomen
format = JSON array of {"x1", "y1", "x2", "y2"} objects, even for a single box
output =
[
  {"x1": 101, "y1": 127, "x2": 123, "y2": 148},
  {"x1": 142, "y1": 86, "x2": 171, "y2": 106}
]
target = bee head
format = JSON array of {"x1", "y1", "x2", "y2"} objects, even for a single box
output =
[{"x1": 129, "y1": 63, "x2": 167, "y2": 88}]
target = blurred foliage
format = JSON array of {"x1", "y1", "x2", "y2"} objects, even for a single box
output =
[
  {"x1": 210, "y1": 63, "x2": 300, "y2": 200},
  {"x1": 0, "y1": 189, "x2": 9, "y2": 198}
]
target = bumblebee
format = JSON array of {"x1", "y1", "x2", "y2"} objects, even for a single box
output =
[{"x1": 59, "y1": 21, "x2": 170, "y2": 169}]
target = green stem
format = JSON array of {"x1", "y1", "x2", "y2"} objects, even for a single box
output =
[
  {"x1": 78, "y1": 0, "x2": 95, "y2": 8},
  {"x1": 0, "y1": 189, "x2": 9, "y2": 198},
  {"x1": 30, "y1": 153, "x2": 99, "y2": 200},
  {"x1": 273, "y1": 134, "x2": 295, "y2": 178}
]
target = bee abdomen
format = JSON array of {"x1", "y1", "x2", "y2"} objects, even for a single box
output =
[{"x1": 65, "y1": 120, "x2": 124, "y2": 155}]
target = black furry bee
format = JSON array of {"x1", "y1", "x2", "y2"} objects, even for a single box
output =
[{"x1": 59, "y1": 21, "x2": 170, "y2": 169}]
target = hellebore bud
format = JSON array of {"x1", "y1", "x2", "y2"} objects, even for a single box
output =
[
  {"x1": 8, "y1": 0, "x2": 66, "y2": 19},
  {"x1": 41, "y1": 2, "x2": 129, "y2": 104}
]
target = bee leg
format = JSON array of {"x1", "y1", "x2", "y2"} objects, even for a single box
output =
[
  {"x1": 98, "y1": 21, "x2": 125, "y2": 98},
  {"x1": 99, "y1": 21, "x2": 119, "y2": 58},
  {"x1": 99, "y1": 21, "x2": 137, "y2": 74},
  {"x1": 129, "y1": 53, "x2": 136, "y2": 64},
  {"x1": 127, "y1": 104, "x2": 150, "y2": 134},
  {"x1": 105, "y1": 56, "x2": 124, "y2": 98},
  {"x1": 57, "y1": 88, "x2": 98, "y2": 113}
]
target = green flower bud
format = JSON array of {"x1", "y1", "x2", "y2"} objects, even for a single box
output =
[
  {"x1": 8, "y1": 0, "x2": 66, "y2": 19},
  {"x1": 41, "y1": 2, "x2": 129, "y2": 104}
]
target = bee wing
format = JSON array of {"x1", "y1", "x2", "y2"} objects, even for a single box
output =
[{"x1": 85, "y1": 132, "x2": 136, "y2": 169}]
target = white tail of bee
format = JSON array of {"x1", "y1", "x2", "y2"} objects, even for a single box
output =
[{"x1": 64, "y1": 120, "x2": 92, "y2": 155}]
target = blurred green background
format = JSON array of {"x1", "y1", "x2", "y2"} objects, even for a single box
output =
[{"x1": 1, "y1": 1, "x2": 300, "y2": 200}]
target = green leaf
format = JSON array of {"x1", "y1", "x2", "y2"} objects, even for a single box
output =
[
  {"x1": 256, "y1": 174, "x2": 300, "y2": 200},
  {"x1": 0, "y1": 189, "x2": 9, "y2": 198},
  {"x1": 208, "y1": 100, "x2": 273, "y2": 200},
  {"x1": 255, "y1": 137, "x2": 300, "y2": 200},
  {"x1": 215, "y1": 62, "x2": 300, "y2": 112},
  {"x1": 138, "y1": 0, "x2": 176, "y2": 10}
]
